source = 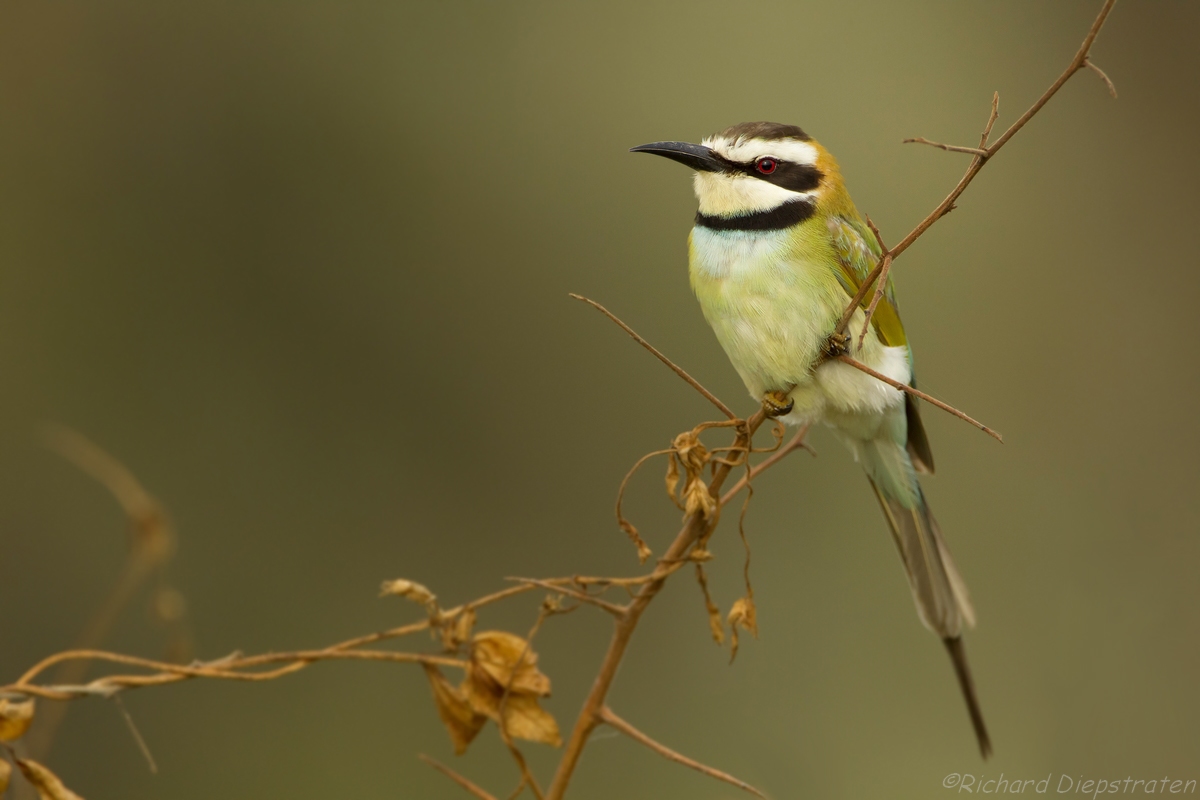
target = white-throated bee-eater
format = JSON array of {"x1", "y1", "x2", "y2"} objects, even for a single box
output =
[{"x1": 633, "y1": 121, "x2": 991, "y2": 758}]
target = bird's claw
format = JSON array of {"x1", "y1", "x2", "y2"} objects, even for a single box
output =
[
  {"x1": 823, "y1": 331, "x2": 851, "y2": 358},
  {"x1": 762, "y1": 390, "x2": 794, "y2": 418}
]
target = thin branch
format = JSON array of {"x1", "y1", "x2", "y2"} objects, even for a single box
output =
[
  {"x1": 598, "y1": 707, "x2": 767, "y2": 800},
  {"x1": 835, "y1": 355, "x2": 1002, "y2": 442},
  {"x1": 507, "y1": 579, "x2": 627, "y2": 617},
  {"x1": 457, "y1": 584, "x2": 541, "y2": 616},
  {"x1": 570, "y1": 574, "x2": 655, "y2": 589},
  {"x1": 419, "y1": 754, "x2": 500, "y2": 800},
  {"x1": 980, "y1": 91, "x2": 1001, "y2": 149},
  {"x1": 983, "y1": 0, "x2": 1117, "y2": 157},
  {"x1": 569, "y1": 294, "x2": 736, "y2": 420},
  {"x1": 902, "y1": 137, "x2": 989, "y2": 156},
  {"x1": 1085, "y1": 58, "x2": 1118, "y2": 97},
  {"x1": 832, "y1": 260, "x2": 884, "y2": 338},
  {"x1": 856, "y1": 216, "x2": 895, "y2": 350},
  {"x1": 888, "y1": 0, "x2": 1116, "y2": 262},
  {"x1": 112, "y1": 696, "x2": 157, "y2": 774},
  {"x1": 614, "y1": 448, "x2": 673, "y2": 560},
  {"x1": 719, "y1": 424, "x2": 813, "y2": 507},
  {"x1": 8, "y1": 649, "x2": 469, "y2": 700}
]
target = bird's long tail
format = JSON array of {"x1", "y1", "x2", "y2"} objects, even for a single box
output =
[{"x1": 858, "y1": 436, "x2": 992, "y2": 758}]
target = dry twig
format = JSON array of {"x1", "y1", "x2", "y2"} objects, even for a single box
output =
[
  {"x1": 419, "y1": 754, "x2": 500, "y2": 800},
  {"x1": 569, "y1": 293, "x2": 736, "y2": 420},
  {"x1": 855, "y1": 215, "x2": 895, "y2": 350},
  {"x1": 507, "y1": 579, "x2": 627, "y2": 618},
  {"x1": 837, "y1": 0, "x2": 1116, "y2": 439},
  {"x1": 720, "y1": 425, "x2": 813, "y2": 507},
  {"x1": 598, "y1": 707, "x2": 766, "y2": 799},
  {"x1": 834, "y1": 355, "x2": 1003, "y2": 442}
]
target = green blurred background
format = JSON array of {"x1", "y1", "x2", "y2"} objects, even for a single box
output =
[{"x1": 1, "y1": 1, "x2": 1197, "y2": 797}]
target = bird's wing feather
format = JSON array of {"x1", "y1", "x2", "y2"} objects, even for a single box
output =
[
  {"x1": 827, "y1": 215, "x2": 936, "y2": 473},
  {"x1": 826, "y1": 215, "x2": 906, "y2": 347}
]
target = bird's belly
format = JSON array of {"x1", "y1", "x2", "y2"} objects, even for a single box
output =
[{"x1": 689, "y1": 226, "x2": 910, "y2": 427}]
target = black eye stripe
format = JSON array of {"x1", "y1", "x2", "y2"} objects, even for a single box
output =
[{"x1": 736, "y1": 160, "x2": 823, "y2": 193}]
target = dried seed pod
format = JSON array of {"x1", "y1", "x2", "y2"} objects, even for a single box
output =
[{"x1": 0, "y1": 698, "x2": 35, "y2": 742}]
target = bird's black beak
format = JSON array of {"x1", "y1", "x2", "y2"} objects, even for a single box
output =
[{"x1": 630, "y1": 141, "x2": 726, "y2": 173}]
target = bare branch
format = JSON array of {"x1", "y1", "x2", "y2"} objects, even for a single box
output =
[
  {"x1": 598, "y1": 707, "x2": 767, "y2": 799},
  {"x1": 570, "y1": 574, "x2": 654, "y2": 589},
  {"x1": 980, "y1": 91, "x2": 1001, "y2": 149},
  {"x1": 983, "y1": 0, "x2": 1117, "y2": 159},
  {"x1": 570, "y1": 294, "x2": 736, "y2": 420},
  {"x1": 720, "y1": 424, "x2": 813, "y2": 507},
  {"x1": 419, "y1": 754, "x2": 500, "y2": 800},
  {"x1": 835, "y1": 355, "x2": 1003, "y2": 442},
  {"x1": 902, "y1": 137, "x2": 989, "y2": 156},
  {"x1": 615, "y1": 448, "x2": 673, "y2": 561},
  {"x1": 507, "y1": 579, "x2": 627, "y2": 617},
  {"x1": 9, "y1": 649, "x2": 470, "y2": 700},
  {"x1": 1085, "y1": 59, "x2": 1118, "y2": 98},
  {"x1": 833, "y1": 260, "x2": 883, "y2": 338},
  {"x1": 884, "y1": 0, "x2": 1117, "y2": 263},
  {"x1": 856, "y1": 216, "x2": 895, "y2": 350},
  {"x1": 112, "y1": 696, "x2": 157, "y2": 774}
]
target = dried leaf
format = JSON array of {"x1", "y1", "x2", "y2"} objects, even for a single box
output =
[
  {"x1": 495, "y1": 694, "x2": 561, "y2": 747},
  {"x1": 727, "y1": 596, "x2": 759, "y2": 664},
  {"x1": 618, "y1": 519, "x2": 652, "y2": 564},
  {"x1": 684, "y1": 478, "x2": 716, "y2": 519},
  {"x1": 664, "y1": 454, "x2": 681, "y2": 506},
  {"x1": 469, "y1": 632, "x2": 550, "y2": 696},
  {"x1": 422, "y1": 664, "x2": 485, "y2": 755},
  {"x1": 440, "y1": 608, "x2": 476, "y2": 652},
  {"x1": 455, "y1": 609, "x2": 476, "y2": 643},
  {"x1": 461, "y1": 631, "x2": 561, "y2": 747},
  {"x1": 694, "y1": 565, "x2": 724, "y2": 645},
  {"x1": 0, "y1": 698, "x2": 35, "y2": 742},
  {"x1": 672, "y1": 430, "x2": 709, "y2": 475},
  {"x1": 380, "y1": 579, "x2": 438, "y2": 613},
  {"x1": 14, "y1": 758, "x2": 84, "y2": 800},
  {"x1": 0, "y1": 759, "x2": 10, "y2": 796},
  {"x1": 462, "y1": 675, "x2": 562, "y2": 747}
]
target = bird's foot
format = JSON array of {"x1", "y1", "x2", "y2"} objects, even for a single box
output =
[
  {"x1": 762, "y1": 390, "x2": 794, "y2": 418},
  {"x1": 823, "y1": 331, "x2": 851, "y2": 358}
]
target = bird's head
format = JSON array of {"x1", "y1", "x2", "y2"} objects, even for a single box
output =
[{"x1": 632, "y1": 122, "x2": 845, "y2": 227}]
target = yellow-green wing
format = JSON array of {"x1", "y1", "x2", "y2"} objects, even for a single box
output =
[
  {"x1": 826, "y1": 215, "x2": 935, "y2": 473},
  {"x1": 826, "y1": 215, "x2": 907, "y2": 347}
]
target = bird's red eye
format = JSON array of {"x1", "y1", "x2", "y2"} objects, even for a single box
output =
[{"x1": 756, "y1": 157, "x2": 777, "y2": 174}]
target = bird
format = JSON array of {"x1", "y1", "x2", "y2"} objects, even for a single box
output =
[{"x1": 631, "y1": 121, "x2": 991, "y2": 758}]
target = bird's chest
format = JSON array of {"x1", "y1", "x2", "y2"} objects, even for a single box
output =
[{"x1": 688, "y1": 226, "x2": 843, "y2": 395}]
